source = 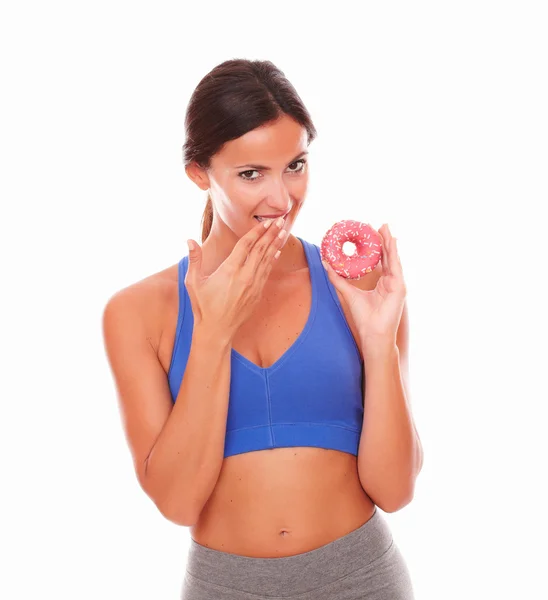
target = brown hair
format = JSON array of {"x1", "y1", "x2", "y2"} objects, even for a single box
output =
[{"x1": 182, "y1": 59, "x2": 318, "y2": 243}]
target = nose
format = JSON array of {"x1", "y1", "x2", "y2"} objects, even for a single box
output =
[{"x1": 265, "y1": 178, "x2": 292, "y2": 214}]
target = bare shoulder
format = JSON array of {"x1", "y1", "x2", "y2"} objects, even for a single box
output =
[{"x1": 103, "y1": 262, "x2": 179, "y2": 352}]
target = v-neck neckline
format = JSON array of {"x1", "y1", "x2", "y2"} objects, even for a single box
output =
[{"x1": 230, "y1": 236, "x2": 318, "y2": 376}]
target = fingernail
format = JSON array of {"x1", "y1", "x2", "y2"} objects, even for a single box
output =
[{"x1": 321, "y1": 260, "x2": 328, "y2": 270}]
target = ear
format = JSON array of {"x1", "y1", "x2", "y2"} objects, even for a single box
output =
[{"x1": 185, "y1": 161, "x2": 210, "y2": 191}]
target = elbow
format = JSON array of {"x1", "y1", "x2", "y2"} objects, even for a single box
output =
[
  {"x1": 158, "y1": 502, "x2": 197, "y2": 527},
  {"x1": 140, "y1": 479, "x2": 199, "y2": 527},
  {"x1": 157, "y1": 486, "x2": 205, "y2": 527},
  {"x1": 157, "y1": 487, "x2": 202, "y2": 526},
  {"x1": 359, "y1": 474, "x2": 416, "y2": 514},
  {"x1": 156, "y1": 491, "x2": 201, "y2": 526},
  {"x1": 381, "y1": 487, "x2": 415, "y2": 513},
  {"x1": 383, "y1": 451, "x2": 423, "y2": 513},
  {"x1": 140, "y1": 461, "x2": 199, "y2": 526}
]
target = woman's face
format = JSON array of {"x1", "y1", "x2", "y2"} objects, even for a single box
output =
[{"x1": 190, "y1": 114, "x2": 310, "y2": 246}]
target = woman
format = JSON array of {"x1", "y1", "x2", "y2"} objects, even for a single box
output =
[{"x1": 103, "y1": 58, "x2": 423, "y2": 599}]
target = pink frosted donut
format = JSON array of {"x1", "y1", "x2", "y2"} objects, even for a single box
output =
[{"x1": 321, "y1": 220, "x2": 383, "y2": 280}]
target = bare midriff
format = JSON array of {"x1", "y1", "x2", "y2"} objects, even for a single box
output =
[{"x1": 189, "y1": 446, "x2": 376, "y2": 558}]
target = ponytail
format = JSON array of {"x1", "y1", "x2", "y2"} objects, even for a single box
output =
[{"x1": 200, "y1": 193, "x2": 213, "y2": 243}]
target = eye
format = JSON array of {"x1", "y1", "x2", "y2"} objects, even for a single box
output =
[
  {"x1": 288, "y1": 158, "x2": 307, "y2": 173},
  {"x1": 238, "y1": 169, "x2": 260, "y2": 181},
  {"x1": 238, "y1": 159, "x2": 307, "y2": 182}
]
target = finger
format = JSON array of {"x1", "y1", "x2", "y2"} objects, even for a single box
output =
[
  {"x1": 242, "y1": 216, "x2": 285, "y2": 277},
  {"x1": 390, "y1": 236, "x2": 404, "y2": 278},
  {"x1": 186, "y1": 238, "x2": 202, "y2": 282},
  {"x1": 254, "y1": 227, "x2": 287, "y2": 285},
  {"x1": 382, "y1": 224, "x2": 395, "y2": 276},
  {"x1": 320, "y1": 258, "x2": 351, "y2": 297},
  {"x1": 226, "y1": 218, "x2": 279, "y2": 269},
  {"x1": 383, "y1": 224, "x2": 400, "y2": 277},
  {"x1": 321, "y1": 259, "x2": 340, "y2": 288},
  {"x1": 379, "y1": 227, "x2": 389, "y2": 275}
]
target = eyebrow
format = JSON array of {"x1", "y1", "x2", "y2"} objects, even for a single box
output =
[{"x1": 234, "y1": 150, "x2": 309, "y2": 170}]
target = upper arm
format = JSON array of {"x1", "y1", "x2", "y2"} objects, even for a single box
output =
[{"x1": 101, "y1": 284, "x2": 174, "y2": 498}]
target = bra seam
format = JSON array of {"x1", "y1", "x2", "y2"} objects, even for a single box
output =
[{"x1": 228, "y1": 423, "x2": 361, "y2": 433}]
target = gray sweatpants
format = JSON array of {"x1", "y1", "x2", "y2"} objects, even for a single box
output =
[{"x1": 180, "y1": 506, "x2": 415, "y2": 599}]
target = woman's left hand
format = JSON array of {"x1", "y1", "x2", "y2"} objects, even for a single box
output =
[{"x1": 321, "y1": 223, "x2": 407, "y2": 351}]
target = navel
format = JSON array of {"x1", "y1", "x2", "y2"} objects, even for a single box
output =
[{"x1": 279, "y1": 529, "x2": 291, "y2": 537}]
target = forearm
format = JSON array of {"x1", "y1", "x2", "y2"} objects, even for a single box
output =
[
  {"x1": 357, "y1": 344, "x2": 422, "y2": 512},
  {"x1": 145, "y1": 324, "x2": 232, "y2": 525}
]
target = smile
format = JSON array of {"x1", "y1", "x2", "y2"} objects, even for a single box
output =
[{"x1": 254, "y1": 211, "x2": 290, "y2": 223}]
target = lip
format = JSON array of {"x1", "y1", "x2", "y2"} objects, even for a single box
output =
[{"x1": 254, "y1": 210, "x2": 290, "y2": 219}]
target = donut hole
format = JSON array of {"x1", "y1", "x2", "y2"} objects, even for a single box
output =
[{"x1": 342, "y1": 241, "x2": 357, "y2": 257}]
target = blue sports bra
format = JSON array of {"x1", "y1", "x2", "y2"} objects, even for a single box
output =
[{"x1": 167, "y1": 236, "x2": 365, "y2": 458}]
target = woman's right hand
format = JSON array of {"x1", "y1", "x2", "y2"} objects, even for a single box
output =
[{"x1": 184, "y1": 217, "x2": 287, "y2": 341}]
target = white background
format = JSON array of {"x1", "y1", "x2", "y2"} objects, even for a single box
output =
[{"x1": 1, "y1": 1, "x2": 547, "y2": 598}]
